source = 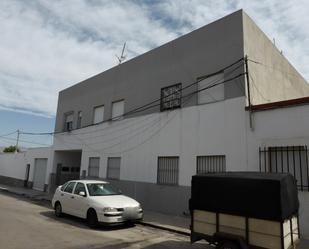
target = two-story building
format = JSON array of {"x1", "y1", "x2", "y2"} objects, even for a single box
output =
[
  {"x1": 1, "y1": 9, "x2": 309, "y2": 237},
  {"x1": 49, "y1": 9, "x2": 309, "y2": 217}
]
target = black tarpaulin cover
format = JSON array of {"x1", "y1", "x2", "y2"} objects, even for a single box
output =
[{"x1": 190, "y1": 172, "x2": 299, "y2": 222}]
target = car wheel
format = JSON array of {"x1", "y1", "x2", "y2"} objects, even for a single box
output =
[
  {"x1": 87, "y1": 209, "x2": 98, "y2": 228},
  {"x1": 55, "y1": 202, "x2": 62, "y2": 217}
]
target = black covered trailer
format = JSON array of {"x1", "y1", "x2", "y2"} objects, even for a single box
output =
[{"x1": 189, "y1": 172, "x2": 300, "y2": 249}]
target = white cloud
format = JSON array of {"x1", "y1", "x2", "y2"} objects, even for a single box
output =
[{"x1": 0, "y1": 0, "x2": 308, "y2": 117}]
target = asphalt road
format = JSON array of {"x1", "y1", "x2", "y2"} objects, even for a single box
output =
[{"x1": 0, "y1": 192, "x2": 209, "y2": 249}]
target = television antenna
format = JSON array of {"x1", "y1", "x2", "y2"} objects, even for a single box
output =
[{"x1": 116, "y1": 42, "x2": 127, "y2": 65}]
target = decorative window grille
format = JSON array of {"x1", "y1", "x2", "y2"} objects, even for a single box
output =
[
  {"x1": 196, "y1": 155, "x2": 226, "y2": 174},
  {"x1": 157, "y1": 157, "x2": 179, "y2": 185},
  {"x1": 160, "y1": 83, "x2": 182, "y2": 111}
]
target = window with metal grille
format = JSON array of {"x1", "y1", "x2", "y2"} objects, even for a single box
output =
[
  {"x1": 107, "y1": 157, "x2": 121, "y2": 180},
  {"x1": 88, "y1": 157, "x2": 100, "y2": 178},
  {"x1": 259, "y1": 146, "x2": 309, "y2": 191},
  {"x1": 196, "y1": 155, "x2": 226, "y2": 174},
  {"x1": 157, "y1": 157, "x2": 179, "y2": 185},
  {"x1": 160, "y1": 83, "x2": 182, "y2": 111}
]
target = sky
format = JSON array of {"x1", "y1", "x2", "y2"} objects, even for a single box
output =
[{"x1": 0, "y1": 0, "x2": 308, "y2": 147}]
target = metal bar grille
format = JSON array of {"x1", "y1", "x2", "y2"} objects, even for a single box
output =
[
  {"x1": 196, "y1": 155, "x2": 226, "y2": 174},
  {"x1": 157, "y1": 157, "x2": 179, "y2": 185},
  {"x1": 259, "y1": 146, "x2": 309, "y2": 191}
]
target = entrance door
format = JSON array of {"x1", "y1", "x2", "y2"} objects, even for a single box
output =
[{"x1": 33, "y1": 158, "x2": 48, "y2": 191}]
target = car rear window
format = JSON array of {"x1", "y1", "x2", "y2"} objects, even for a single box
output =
[
  {"x1": 60, "y1": 182, "x2": 69, "y2": 191},
  {"x1": 63, "y1": 182, "x2": 76, "y2": 193}
]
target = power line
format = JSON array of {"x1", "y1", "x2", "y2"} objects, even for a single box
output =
[
  {"x1": 20, "y1": 57, "x2": 245, "y2": 136},
  {"x1": 248, "y1": 73, "x2": 271, "y2": 102},
  {"x1": 0, "y1": 135, "x2": 50, "y2": 147},
  {"x1": 51, "y1": 67, "x2": 245, "y2": 148},
  {"x1": 53, "y1": 71, "x2": 245, "y2": 150},
  {"x1": 83, "y1": 90, "x2": 195, "y2": 155},
  {"x1": 0, "y1": 130, "x2": 17, "y2": 137},
  {"x1": 247, "y1": 58, "x2": 308, "y2": 82}
]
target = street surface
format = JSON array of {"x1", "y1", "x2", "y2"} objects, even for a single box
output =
[{"x1": 0, "y1": 192, "x2": 209, "y2": 249}]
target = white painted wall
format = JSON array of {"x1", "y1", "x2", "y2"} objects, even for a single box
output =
[
  {"x1": 0, "y1": 147, "x2": 53, "y2": 185},
  {"x1": 53, "y1": 96, "x2": 248, "y2": 186},
  {"x1": 0, "y1": 152, "x2": 28, "y2": 180},
  {"x1": 246, "y1": 104, "x2": 309, "y2": 172}
]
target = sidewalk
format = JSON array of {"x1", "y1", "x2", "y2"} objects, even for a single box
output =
[
  {"x1": 0, "y1": 184, "x2": 53, "y2": 202},
  {"x1": 0, "y1": 183, "x2": 189, "y2": 235},
  {"x1": 1, "y1": 183, "x2": 309, "y2": 248}
]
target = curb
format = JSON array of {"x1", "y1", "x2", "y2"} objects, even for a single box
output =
[
  {"x1": 139, "y1": 221, "x2": 190, "y2": 236},
  {"x1": 1, "y1": 187, "x2": 190, "y2": 236},
  {"x1": 0, "y1": 187, "x2": 52, "y2": 203}
]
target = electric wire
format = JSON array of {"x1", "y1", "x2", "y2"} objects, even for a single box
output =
[
  {"x1": 248, "y1": 73, "x2": 271, "y2": 102},
  {"x1": 51, "y1": 67, "x2": 245, "y2": 147},
  {"x1": 19, "y1": 57, "x2": 245, "y2": 136},
  {"x1": 0, "y1": 130, "x2": 17, "y2": 137},
  {"x1": 247, "y1": 58, "x2": 308, "y2": 82},
  {"x1": 0, "y1": 135, "x2": 50, "y2": 147}
]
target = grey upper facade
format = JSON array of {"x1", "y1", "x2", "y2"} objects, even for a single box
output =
[{"x1": 54, "y1": 9, "x2": 309, "y2": 133}]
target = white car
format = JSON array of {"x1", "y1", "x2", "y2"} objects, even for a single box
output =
[{"x1": 52, "y1": 180, "x2": 143, "y2": 227}]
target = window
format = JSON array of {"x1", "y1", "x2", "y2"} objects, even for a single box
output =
[
  {"x1": 88, "y1": 157, "x2": 100, "y2": 177},
  {"x1": 198, "y1": 73, "x2": 224, "y2": 104},
  {"x1": 196, "y1": 155, "x2": 226, "y2": 174},
  {"x1": 77, "y1": 111, "x2": 82, "y2": 128},
  {"x1": 160, "y1": 83, "x2": 182, "y2": 111},
  {"x1": 60, "y1": 182, "x2": 69, "y2": 191},
  {"x1": 86, "y1": 183, "x2": 121, "y2": 196},
  {"x1": 74, "y1": 183, "x2": 86, "y2": 195},
  {"x1": 64, "y1": 112, "x2": 74, "y2": 131},
  {"x1": 112, "y1": 100, "x2": 124, "y2": 120},
  {"x1": 259, "y1": 146, "x2": 309, "y2": 191},
  {"x1": 93, "y1": 105, "x2": 104, "y2": 124},
  {"x1": 63, "y1": 182, "x2": 76, "y2": 193},
  {"x1": 107, "y1": 157, "x2": 121, "y2": 180},
  {"x1": 157, "y1": 157, "x2": 179, "y2": 185},
  {"x1": 71, "y1": 167, "x2": 80, "y2": 173},
  {"x1": 61, "y1": 166, "x2": 70, "y2": 172}
]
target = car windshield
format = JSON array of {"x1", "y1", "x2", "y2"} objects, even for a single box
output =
[{"x1": 86, "y1": 183, "x2": 122, "y2": 196}]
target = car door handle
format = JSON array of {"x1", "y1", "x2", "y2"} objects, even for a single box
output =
[
  {"x1": 71, "y1": 196, "x2": 74, "y2": 199},
  {"x1": 61, "y1": 193, "x2": 64, "y2": 196}
]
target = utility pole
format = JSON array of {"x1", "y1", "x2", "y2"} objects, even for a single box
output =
[{"x1": 15, "y1": 129, "x2": 20, "y2": 152}]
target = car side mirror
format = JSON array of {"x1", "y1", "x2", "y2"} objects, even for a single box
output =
[{"x1": 79, "y1": 191, "x2": 86, "y2": 197}]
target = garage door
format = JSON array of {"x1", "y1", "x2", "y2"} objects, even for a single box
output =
[{"x1": 33, "y1": 158, "x2": 48, "y2": 191}]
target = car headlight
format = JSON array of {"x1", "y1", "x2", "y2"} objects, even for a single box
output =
[{"x1": 103, "y1": 207, "x2": 118, "y2": 213}]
